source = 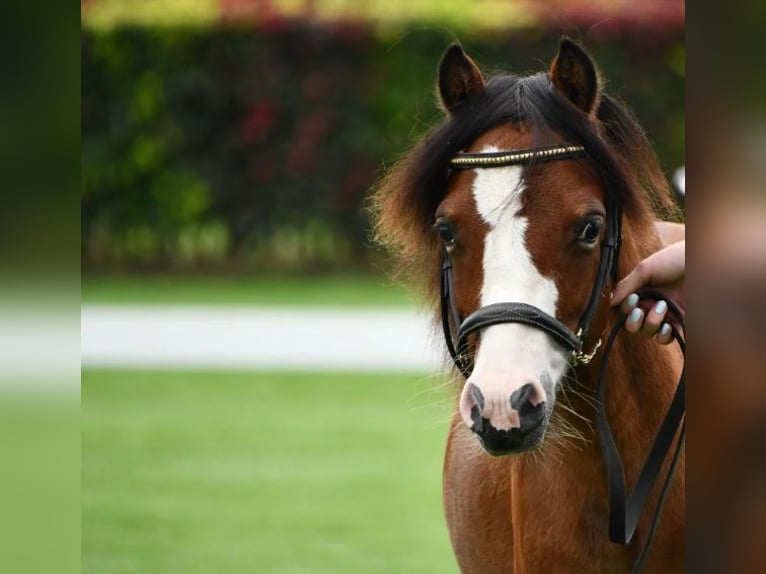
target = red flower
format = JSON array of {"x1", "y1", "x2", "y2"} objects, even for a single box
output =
[{"x1": 242, "y1": 100, "x2": 280, "y2": 143}]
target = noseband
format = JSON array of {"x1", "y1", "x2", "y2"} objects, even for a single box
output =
[
  {"x1": 440, "y1": 142, "x2": 685, "y2": 574},
  {"x1": 440, "y1": 142, "x2": 621, "y2": 378}
]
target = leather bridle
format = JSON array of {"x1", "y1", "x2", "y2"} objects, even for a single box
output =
[
  {"x1": 440, "y1": 142, "x2": 685, "y2": 574},
  {"x1": 441, "y1": 143, "x2": 620, "y2": 377}
]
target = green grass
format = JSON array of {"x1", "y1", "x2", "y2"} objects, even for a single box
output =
[
  {"x1": 82, "y1": 274, "x2": 416, "y2": 307},
  {"x1": 82, "y1": 370, "x2": 459, "y2": 574}
]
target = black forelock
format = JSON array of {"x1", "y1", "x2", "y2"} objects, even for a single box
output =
[
  {"x1": 371, "y1": 56, "x2": 679, "y2": 311},
  {"x1": 404, "y1": 70, "x2": 670, "y2": 230}
]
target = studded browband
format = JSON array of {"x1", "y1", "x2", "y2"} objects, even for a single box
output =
[{"x1": 450, "y1": 143, "x2": 586, "y2": 169}]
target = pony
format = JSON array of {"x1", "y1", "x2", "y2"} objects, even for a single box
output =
[{"x1": 371, "y1": 38, "x2": 684, "y2": 573}]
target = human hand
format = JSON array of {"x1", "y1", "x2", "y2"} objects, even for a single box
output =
[
  {"x1": 655, "y1": 221, "x2": 685, "y2": 247},
  {"x1": 610, "y1": 240, "x2": 685, "y2": 344}
]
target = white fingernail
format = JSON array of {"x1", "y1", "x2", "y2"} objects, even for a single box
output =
[
  {"x1": 659, "y1": 323, "x2": 671, "y2": 337},
  {"x1": 628, "y1": 308, "x2": 643, "y2": 324},
  {"x1": 654, "y1": 300, "x2": 667, "y2": 314}
]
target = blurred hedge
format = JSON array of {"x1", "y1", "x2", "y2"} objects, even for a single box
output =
[{"x1": 82, "y1": 19, "x2": 684, "y2": 272}]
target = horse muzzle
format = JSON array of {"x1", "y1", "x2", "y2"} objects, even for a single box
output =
[{"x1": 459, "y1": 380, "x2": 551, "y2": 455}]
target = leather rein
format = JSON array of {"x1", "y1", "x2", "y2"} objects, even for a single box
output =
[{"x1": 440, "y1": 142, "x2": 685, "y2": 574}]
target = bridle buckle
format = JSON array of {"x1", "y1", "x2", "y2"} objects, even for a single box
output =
[{"x1": 571, "y1": 329, "x2": 602, "y2": 366}]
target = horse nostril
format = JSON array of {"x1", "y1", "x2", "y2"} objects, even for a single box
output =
[
  {"x1": 509, "y1": 382, "x2": 542, "y2": 410},
  {"x1": 469, "y1": 383, "x2": 485, "y2": 410},
  {"x1": 469, "y1": 383, "x2": 485, "y2": 433},
  {"x1": 509, "y1": 383, "x2": 546, "y2": 431}
]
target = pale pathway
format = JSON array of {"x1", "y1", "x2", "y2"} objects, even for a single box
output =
[{"x1": 81, "y1": 305, "x2": 444, "y2": 372}]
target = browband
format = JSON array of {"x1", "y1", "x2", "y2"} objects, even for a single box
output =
[{"x1": 450, "y1": 143, "x2": 586, "y2": 169}]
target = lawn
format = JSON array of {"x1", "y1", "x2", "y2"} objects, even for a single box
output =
[
  {"x1": 81, "y1": 274, "x2": 416, "y2": 307},
  {"x1": 82, "y1": 370, "x2": 459, "y2": 574}
]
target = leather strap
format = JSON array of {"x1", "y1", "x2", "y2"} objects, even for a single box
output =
[
  {"x1": 577, "y1": 195, "x2": 622, "y2": 338},
  {"x1": 440, "y1": 255, "x2": 462, "y2": 369},
  {"x1": 596, "y1": 290, "x2": 686, "y2": 574},
  {"x1": 456, "y1": 302, "x2": 580, "y2": 361},
  {"x1": 450, "y1": 143, "x2": 587, "y2": 169}
]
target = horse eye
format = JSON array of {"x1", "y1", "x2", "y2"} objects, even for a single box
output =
[
  {"x1": 577, "y1": 217, "x2": 603, "y2": 246},
  {"x1": 435, "y1": 220, "x2": 457, "y2": 250}
]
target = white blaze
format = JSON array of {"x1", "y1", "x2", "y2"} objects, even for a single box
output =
[{"x1": 465, "y1": 145, "x2": 568, "y2": 429}]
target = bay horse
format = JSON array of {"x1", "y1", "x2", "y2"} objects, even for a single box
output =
[{"x1": 371, "y1": 39, "x2": 684, "y2": 573}]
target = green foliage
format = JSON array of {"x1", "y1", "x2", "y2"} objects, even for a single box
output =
[
  {"x1": 82, "y1": 370, "x2": 458, "y2": 573},
  {"x1": 82, "y1": 21, "x2": 684, "y2": 271},
  {"x1": 82, "y1": 0, "x2": 532, "y2": 32},
  {"x1": 83, "y1": 0, "x2": 218, "y2": 30}
]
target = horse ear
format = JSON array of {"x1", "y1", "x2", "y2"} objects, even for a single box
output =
[
  {"x1": 550, "y1": 38, "x2": 601, "y2": 115},
  {"x1": 437, "y1": 44, "x2": 485, "y2": 115}
]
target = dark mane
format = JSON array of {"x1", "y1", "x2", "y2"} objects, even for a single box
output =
[{"x1": 370, "y1": 68, "x2": 680, "y2": 300}]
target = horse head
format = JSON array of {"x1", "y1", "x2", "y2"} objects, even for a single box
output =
[{"x1": 373, "y1": 38, "x2": 678, "y2": 456}]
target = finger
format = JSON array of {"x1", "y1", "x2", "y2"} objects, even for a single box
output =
[
  {"x1": 619, "y1": 293, "x2": 639, "y2": 315},
  {"x1": 611, "y1": 262, "x2": 651, "y2": 307},
  {"x1": 657, "y1": 322, "x2": 674, "y2": 345},
  {"x1": 640, "y1": 300, "x2": 668, "y2": 337},
  {"x1": 655, "y1": 221, "x2": 685, "y2": 246},
  {"x1": 610, "y1": 242, "x2": 685, "y2": 307},
  {"x1": 625, "y1": 307, "x2": 644, "y2": 334}
]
